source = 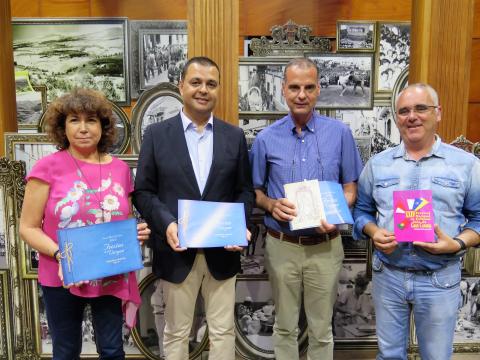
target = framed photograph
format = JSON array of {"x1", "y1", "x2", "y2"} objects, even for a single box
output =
[
  {"x1": 239, "y1": 119, "x2": 278, "y2": 151},
  {"x1": 334, "y1": 259, "x2": 377, "y2": 349},
  {"x1": 410, "y1": 276, "x2": 480, "y2": 353},
  {"x1": 0, "y1": 271, "x2": 13, "y2": 359},
  {"x1": 238, "y1": 57, "x2": 289, "y2": 119},
  {"x1": 131, "y1": 82, "x2": 183, "y2": 153},
  {"x1": 235, "y1": 277, "x2": 308, "y2": 359},
  {"x1": 129, "y1": 20, "x2": 187, "y2": 99},
  {"x1": 131, "y1": 273, "x2": 209, "y2": 359},
  {"x1": 4, "y1": 133, "x2": 56, "y2": 278},
  {"x1": 16, "y1": 84, "x2": 47, "y2": 132},
  {"x1": 240, "y1": 208, "x2": 268, "y2": 278},
  {"x1": 13, "y1": 18, "x2": 130, "y2": 106},
  {"x1": 336, "y1": 21, "x2": 376, "y2": 52},
  {"x1": 138, "y1": 29, "x2": 188, "y2": 92},
  {"x1": 331, "y1": 101, "x2": 400, "y2": 159},
  {"x1": 376, "y1": 22, "x2": 411, "y2": 93},
  {"x1": 306, "y1": 53, "x2": 374, "y2": 109}
]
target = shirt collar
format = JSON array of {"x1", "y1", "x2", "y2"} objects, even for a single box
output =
[
  {"x1": 287, "y1": 111, "x2": 317, "y2": 135},
  {"x1": 392, "y1": 135, "x2": 444, "y2": 159},
  {"x1": 180, "y1": 109, "x2": 213, "y2": 132}
]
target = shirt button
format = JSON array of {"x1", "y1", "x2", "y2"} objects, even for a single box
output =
[
  {"x1": 302, "y1": 140, "x2": 305, "y2": 143},
  {"x1": 302, "y1": 158, "x2": 306, "y2": 162}
]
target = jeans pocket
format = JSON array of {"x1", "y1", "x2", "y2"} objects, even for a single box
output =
[
  {"x1": 431, "y1": 263, "x2": 461, "y2": 289},
  {"x1": 372, "y1": 253, "x2": 384, "y2": 273}
]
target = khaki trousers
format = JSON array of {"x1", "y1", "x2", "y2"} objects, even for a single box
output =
[
  {"x1": 163, "y1": 252, "x2": 236, "y2": 360},
  {"x1": 265, "y1": 233, "x2": 344, "y2": 360}
]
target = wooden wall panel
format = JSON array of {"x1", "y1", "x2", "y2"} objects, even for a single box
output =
[
  {"x1": 239, "y1": 0, "x2": 411, "y2": 37},
  {"x1": 91, "y1": 0, "x2": 187, "y2": 19},
  {"x1": 10, "y1": 0, "x2": 40, "y2": 17},
  {"x1": 39, "y1": 0, "x2": 91, "y2": 17},
  {"x1": 470, "y1": 39, "x2": 480, "y2": 102},
  {"x1": 468, "y1": 103, "x2": 480, "y2": 141},
  {"x1": 474, "y1": 0, "x2": 480, "y2": 38}
]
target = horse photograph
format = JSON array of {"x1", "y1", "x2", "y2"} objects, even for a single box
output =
[{"x1": 307, "y1": 53, "x2": 374, "y2": 109}]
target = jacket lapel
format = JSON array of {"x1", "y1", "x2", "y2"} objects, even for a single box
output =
[{"x1": 167, "y1": 115, "x2": 202, "y2": 197}]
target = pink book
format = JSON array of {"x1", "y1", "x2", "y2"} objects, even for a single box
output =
[{"x1": 393, "y1": 190, "x2": 435, "y2": 242}]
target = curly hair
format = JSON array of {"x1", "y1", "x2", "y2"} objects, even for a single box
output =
[{"x1": 43, "y1": 88, "x2": 117, "y2": 153}]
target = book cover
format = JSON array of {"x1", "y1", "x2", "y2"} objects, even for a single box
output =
[
  {"x1": 284, "y1": 180, "x2": 353, "y2": 231},
  {"x1": 57, "y1": 218, "x2": 143, "y2": 285},
  {"x1": 393, "y1": 190, "x2": 435, "y2": 242},
  {"x1": 178, "y1": 199, "x2": 247, "y2": 248}
]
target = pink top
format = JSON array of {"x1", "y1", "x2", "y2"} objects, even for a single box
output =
[{"x1": 27, "y1": 150, "x2": 141, "y2": 327}]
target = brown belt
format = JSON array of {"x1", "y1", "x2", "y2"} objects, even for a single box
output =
[{"x1": 267, "y1": 228, "x2": 339, "y2": 246}]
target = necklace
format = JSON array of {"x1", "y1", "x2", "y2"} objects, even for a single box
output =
[{"x1": 68, "y1": 149, "x2": 105, "y2": 223}]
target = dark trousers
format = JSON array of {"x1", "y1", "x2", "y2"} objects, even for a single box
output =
[{"x1": 42, "y1": 286, "x2": 125, "y2": 360}]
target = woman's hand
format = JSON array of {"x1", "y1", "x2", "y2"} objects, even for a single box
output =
[{"x1": 137, "y1": 222, "x2": 151, "y2": 245}]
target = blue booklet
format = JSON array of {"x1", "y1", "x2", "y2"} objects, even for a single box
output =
[
  {"x1": 284, "y1": 180, "x2": 353, "y2": 231},
  {"x1": 178, "y1": 199, "x2": 247, "y2": 248},
  {"x1": 57, "y1": 218, "x2": 143, "y2": 285}
]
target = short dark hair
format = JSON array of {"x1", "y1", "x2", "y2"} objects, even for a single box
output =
[
  {"x1": 44, "y1": 88, "x2": 116, "y2": 153},
  {"x1": 180, "y1": 56, "x2": 220, "y2": 82},
  {"x1": 283, "y1": 58, "x2": 319, "y2": 82}
]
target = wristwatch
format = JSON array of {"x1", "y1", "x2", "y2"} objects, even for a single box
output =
[{"x1": 453, "y1": 237, "x2": 467, "y2": 252}]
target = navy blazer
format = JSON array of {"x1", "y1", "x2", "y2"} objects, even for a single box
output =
[{"x1": 133, "y1": 114, "x2": 254, "y2": 283}]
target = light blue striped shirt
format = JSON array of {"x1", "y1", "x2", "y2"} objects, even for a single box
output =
[{"x1": 181, "y1": 110, "x2": 213, "y2": 194}]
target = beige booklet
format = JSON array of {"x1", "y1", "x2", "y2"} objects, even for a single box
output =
[
  {"x1": 284, "y1": 179, "x2": 325, "y2": 231},
  {"x1": 284, "y1": 179, "x2": 353, "y2": 231}
]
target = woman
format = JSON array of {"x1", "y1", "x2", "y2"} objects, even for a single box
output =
[{"x1": 19, "y1": 88, "x2": 150, "y2": 360}]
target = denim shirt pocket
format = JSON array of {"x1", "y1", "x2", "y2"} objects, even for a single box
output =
[
  {"x1": 430, "y1": 262, "x2": 461, "y2": 289},
  {"x1": 431, "y1": 176, "x2": 462, "y2": 211},
  {"x1": 372, "y1": 253, "x2": 385, "y2": 273},
  {"x1": 431, "y1": 176, "x2": 460, "y2": 189},
  {"x1": 373, "y1": 177, "x2": 400, "y2": 209}
]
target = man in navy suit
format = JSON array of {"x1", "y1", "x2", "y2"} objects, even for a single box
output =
[{"x1": 134, "y1": 56, "x2": 254, "y2": 360}]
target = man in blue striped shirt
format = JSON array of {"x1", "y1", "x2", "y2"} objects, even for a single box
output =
[{"x1": 250, "y1": 58, "x2": 363, "y2": 360}]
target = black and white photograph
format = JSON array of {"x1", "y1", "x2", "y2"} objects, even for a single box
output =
[
  {"x1": 337, "y1": 21, "x2": 376, "y2": 52},
  {"x1": 139, "y1": 29, "x2": 187, "y2": 91},
  {"x1": 307, "y1": 53, "x2": 374, "y2": 109},
  {"x1": 455, "y1": 277, "x2": 480, "y2": 344},
  {"x1": 15, "y1": 71, "x2": 46, "y2": 131},
  {"x1": 376, "y1": 22, "x2": 411, "y2": 92},
  {"x1": 333, "y1": 261, "x2": 376, "y2": 345},
  {"x1": 239, "y1": 119, "x2": 277, "y2": 150},
  {"x1": 334, "y1": 105, "x2": 400, "y2": 157},
  {"x1": 132, "y1": 274, "x2": 208, "y2": 359},
  {"x1": 131, "y1": 83, "x2": 183, "y2": 153},
  {"x1": 240, "y1": 208, "x2": 269, "y2": 277},
  {"x1": 110, "y1": 102, "x2": 131, "y2": 154},
  {"x1": 235, "y1": 278, "x2": 308, "y2": 359},
  {"x1": 129, "y1": 20, "x2": 187, "y2": 99},
  {"x1": 13, "y1": 18, "x2": 130, "y2": 105},
  {"x1": 11, "y1": 141, "x2": 57, "y2": 174},
  {"x1": 238, "y1": 58, "x2": 289, "y2": 118}
]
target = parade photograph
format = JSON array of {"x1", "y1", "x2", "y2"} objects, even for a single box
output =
[
  {"x1": 337, "y1": 21, "x2": 376, "y2": 51},
  {"x1": 307, "y1": 53, "x2": 373, "y2": 109},
  {"x1": 139, "y1": 30, "x2": 187, "y2": 90}
]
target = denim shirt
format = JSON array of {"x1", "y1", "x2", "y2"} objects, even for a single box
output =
[
  {"x1": 353, "y1": 137, "x2": 480, "y2": 270},
  {"x1": 250, "y1": 112, "x2": 363, "y2": 235}
]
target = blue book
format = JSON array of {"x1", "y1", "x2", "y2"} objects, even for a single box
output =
[
  {"x1": 57, "y1": 218, "x2": 143, "y2": 285},
  {"x1": 178, "y1": 199, "x2": 247, "y2": 248},
  {"x1": 284, "y1": 180, "x2": 353, "y2": 231}
]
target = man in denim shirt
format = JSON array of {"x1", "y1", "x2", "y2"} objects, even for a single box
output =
[
  {"x1": 251, "y1": 58, "x2": 363, "y2": 360},
  {"x1": 354, "y1": 83, "x2": 480, "y2": 360}
]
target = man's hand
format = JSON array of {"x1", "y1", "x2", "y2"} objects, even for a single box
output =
[
  {"x1": 137, "y1": 222, "x2": 151, "y2": 245},
  {"x1": 315, "y1": 219, "x2": 337, "y2": 234},
  {"x1": 413, "y1": 224, "x2": 462, "y2": 254},
  {"x1": 166, "y1": 222, "x2": 187, "y2": 252},
  {"x1": 225, "y1": 228, "x2": 251, "y2": 252},
  {"x1": 270, "y1": 198, "x2": 296, "y2": 222},
  {"x1": 371, "y1": 228, "x2": 397, "y2": 254}
]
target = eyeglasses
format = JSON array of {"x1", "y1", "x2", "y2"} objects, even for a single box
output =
[{"x1": 396, "y1": 104, "x2": 438, "y2": 117}]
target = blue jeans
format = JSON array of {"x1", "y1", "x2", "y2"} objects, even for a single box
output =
[
  {"x1": 372, "y1": 255, "x2": 460, "y2": 360},
  {"x1": 42, "y1": 286, "x2": 125, "y2": 360}
]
